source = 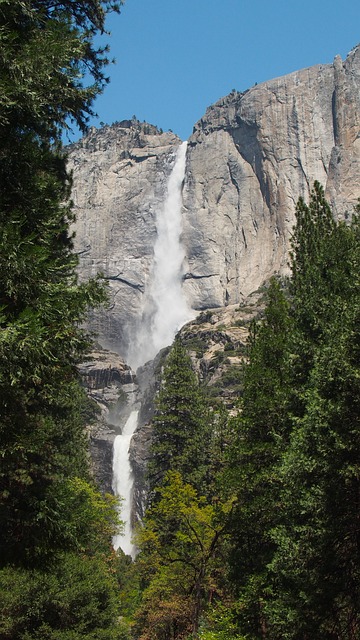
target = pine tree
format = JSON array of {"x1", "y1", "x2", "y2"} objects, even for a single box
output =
[
  {"x1": 266, "y1": 194, "x2": 360, "y2": 639},
  {"x1": 0, "y1": 1, "x2": 124, "y2": 637},
  {"x1": 226, "y1": 278, "x2": 293, "y2": 637},
  {"x1": 289, "y1": 181, "x2": 337, "y2": 395},
  {"x1": 0, "y1": 0, "x2": 123, "y2": 567},
  {"x1": 148, "y1": 338, "x2": 212, "y2": 499}
]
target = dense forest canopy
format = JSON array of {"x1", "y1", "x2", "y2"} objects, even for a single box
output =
[{"x1": 0, "y1": 1, "x2": 126, "y2": 638}]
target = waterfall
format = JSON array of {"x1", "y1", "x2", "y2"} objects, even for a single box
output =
[
  {"x1": 112, "y1": 409, "x2": 139, "y2": 558},
  {"x1": 113, "y1": 141, "x2": 194, "y2": 557},
  {"x1": 127, "y1": 140, "x2": 194, "y2": 370}
]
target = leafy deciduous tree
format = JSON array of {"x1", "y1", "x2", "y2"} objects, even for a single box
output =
[{"x1": 135, "y1": 471, "x2": 230, "y2": 639}]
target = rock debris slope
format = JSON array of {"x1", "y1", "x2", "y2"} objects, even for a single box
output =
[{"x1": 69, "y1": 46, "x2": 360, "y2": 360}]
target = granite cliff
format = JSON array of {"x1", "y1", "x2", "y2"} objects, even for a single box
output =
[
  {"x1": 69, "y1": 46, "x2": 360, "y2": 364},
  {"x1": 68, "y1": 121, "x2": 181, "y2": 360},
  {"x1": 182, "y1": 47, "x2": 360, "y2": 310}
]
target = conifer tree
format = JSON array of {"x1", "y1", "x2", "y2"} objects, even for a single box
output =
[
  {"x1": 289, "y1": 181, "x2": 337, "y2": 395},
  {"x1": 148, "y1": 338, "x2": 212, "y2": 498},
  {"x1": 226, "y1": 187, "x2": 360, "y2": 639},
  {"x1": 267, "y1": 198, "x2": 360, "y2": 639},
  {"x1": 0, "y1": 1, "x2": 124, "y2": 637},
  {"x1": 0, "y1": 0, "x2": 122, "y2": 567},
  {"x1": 226, "y1": 278, "x2": 293, "y2": 637}
]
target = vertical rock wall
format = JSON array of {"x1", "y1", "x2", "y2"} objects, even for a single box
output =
[
  {"x1": 68, "y1": 121, "x2": 182, "y2": 356},
  {"x1": 69, "y1": 47, "x2": 360, "y2": 359},
  {"x1": 181, "y1": 45, "x2": 360, "y2": 307}
]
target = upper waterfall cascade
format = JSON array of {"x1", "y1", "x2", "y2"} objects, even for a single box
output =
[
  {"x1": 70, "y1": 48, "x2": 360, "y2": 360},
  {"x1": 127, "y1": 140, "x2": 195, "y2": 370}
]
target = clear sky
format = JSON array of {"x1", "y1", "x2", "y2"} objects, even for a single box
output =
[{"x1": 75, "y1": 0, "x2": 360, "y2": 142}]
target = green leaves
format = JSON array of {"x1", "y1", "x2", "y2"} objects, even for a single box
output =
[
  {"x1": 0, "y1": 2, "x2": 121, "y2": 636},
  {"x1": 0, "y1": 552, "x2": 121, "y2": 639},
  {"x1": 223, "y1": 188, "x2": 360, "y2": 638},
  {"x1": 133, "y1": 339, "x2": 233, "y2": 638},
  {"x1": 134, "y1": 472, "x2": 228, "y2": 640},
  {"x1": 0, "y1": 0, "x2": 121, "y2": 138}
]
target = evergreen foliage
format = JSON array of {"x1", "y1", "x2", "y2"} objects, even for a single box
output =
[
  {"x1": 78, "y1": 176, "x2": 358, "y2": 640},
  {"x1": 0, "y1": 552, "x2": 120, "y2": 639},
  {"x1": 2, "y1": 5, "x2": 359, "y2": 634},
  {"x1": 226, "y1": 184, "x2": 360, "y2": 639},
  {"x1": 148, "y1": 338, "x2": 213, "y2": 498},
  {"x1": 133, "y1": 340, "x2": 233, "y2": 638},
  {"x1": 129, "y1": 189, "x2": 360, "y2": 638},
  {"x1": 266, "y1": 191, "x2": 360, "y2": 639},
  {"x1": 0, "y1": 1, "x2": 123, "y2": 637},
  {"x1": 226, "y1": 278, "x2": 293, "y2": 636}
]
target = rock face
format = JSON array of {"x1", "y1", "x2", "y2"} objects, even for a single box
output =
[
  {"x1": 68, "y1": 121, "x2": 181, "y2": 360},
  {"x1": 69, "y1": 46, "x2": 360, "y2": 361},
  {"x1": 78, "y1": 349, "x2": 136, "y2": 494},
  {"x1": 181, "y1": 46, "x2": 360, "y2": 308},
  {"x1": 78, "y1": 348, "x2": 161, "y2": 519}
]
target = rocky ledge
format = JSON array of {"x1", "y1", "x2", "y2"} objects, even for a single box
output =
[{"x1": 78, "y1": 348, "x2": 137, "y2": 494}]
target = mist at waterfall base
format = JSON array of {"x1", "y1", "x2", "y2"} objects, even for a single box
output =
[
  {"x1": 112, "y1": 142, "x2": 195, "y2": 557},
  {"x1": 127, "y1": 141, "x2": 195, "y2": 371}
]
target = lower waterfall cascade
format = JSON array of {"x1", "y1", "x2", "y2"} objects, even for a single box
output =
[
  {"x1": 112, "y1": 410, "x2": 139, "y2": 558},
  {"x1": 112, "y1": 140, "x2": 194, "y2": 557}
]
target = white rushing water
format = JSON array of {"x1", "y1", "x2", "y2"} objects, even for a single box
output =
[
  {"x1": 112, "y1": 410, "x2": 139, "y2": 558},
  {"x1": 127, "y1": 141, "x2": 194, "y2": 370},
  {"x1": 113, "y1": 141, "x2": 194, "y2": 557}
]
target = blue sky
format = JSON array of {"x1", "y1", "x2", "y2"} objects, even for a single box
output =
[{"x1": 77, "y1": 0, "x2": 360, "y2": 142}]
